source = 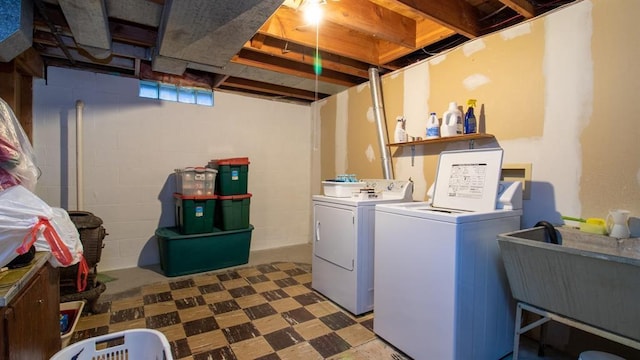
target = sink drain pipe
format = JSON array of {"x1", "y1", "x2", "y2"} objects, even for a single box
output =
[{"x1": 368, "y1": 67, "x2": 394, "y2": 180}]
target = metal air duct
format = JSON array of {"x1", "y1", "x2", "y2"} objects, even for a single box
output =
[
  {"x1": 369, "y1": 67, "x2": 394, "y2": 180},
  {"x1": 0, "y1": 0, "x2": 33, "y2": 62}
]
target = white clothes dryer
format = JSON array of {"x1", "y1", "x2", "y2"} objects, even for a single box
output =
[{"x1": 312, "y1": 179, "x2": 413, "y2": 315}]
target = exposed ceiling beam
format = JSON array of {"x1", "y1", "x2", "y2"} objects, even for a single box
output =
[
  {"x1": 499, "y1": 0, "x2": 535, "y2": 19},
  {"x1": 322, "y1": 1, "x2": 417, "y2": 48},
  {"x1": 221, "y1": 77, "x2": 325, "y2": 101},
  {"x1": 232, "y1": 50, "x2": 359, "y2": 87},
  {"x1": 393, "y1": 0, "x2": 480, "y2": 38},
  {"x1": 261, "y1": 7, "x2": 381, "y2": 65},
  {"x1": 243, "y1": 37, "x2": 371, "y2": 79},
  {"x1": 378, "y1": 18, "x2": 457, "y2": 64}
]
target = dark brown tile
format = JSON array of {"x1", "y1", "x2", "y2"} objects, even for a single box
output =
[
  {"x1": 274, "y1": 277, "x2": 299, "y2": 288},
  {"x1": 293, "y1": 292, "x2": 324, "y2": 306},
  {"x1": 193, "y1": 346, "x2": 236, "y2": 360},
  {"x1": 143, "y1": 291, "x2": 173, "y2": 305},
  {"x1": 110, "y1": 306, "x2": 144, "y2": 323},
  {"x1": 71, "y1": 326, "x2": 109, "y2": 343},
  {"x1": 303, "y1": 282, "x2": 313, "y2": 289},
  {"x1": 256, "y1": 264, "x2": 280, "y2": 273},
  {"x1": 255, "y1": 353, "x2": 280, "y2": 360},
  {"x1": 228, "y1": 285, "x2": 257, "y2": 298},
  {"x1": 283, "y1": 268, "x2": 307, "y2": 277},
  {"x1": 243, "y1": 303, "x2": 277, "y2": 320},
  {"x1": 170, "y1": 278, "x2": 195, "y2": 290},
  {"x1": 261, "y1": 289, "x2": 290, "y2": 302},
  {"x1": 308, "y1": 332, "x2": 351, "y2": 358},
  {"x1": 263, "y1": 327, "x2": 304, "y2": 351},
  {"x1": 222, "y1": 322, "x2": 260, "y2": 344},
  {"x1": 217, "y1": 271, "x2": 241, "y2": 281},
  {"x1": 170, "y1": 338, "x2": 191, "y2": 359},
  {"x1": 320, "y1": 312, "x2": 357, "y2": 331},
  {"x1": 281, "y1": 307, "x2": 316, "y2": 325},
  {"x1": 175, "y1": 295, "x2": 206, "y2": 310},
  {"x1": 360, "y1": 318, "x2": 374, "y2": 332},
  {"x1": 246, "y1": 274, "x2": 270, "y2": 284},
  {"x1": 210, "y1": 299, "x2": 241, "y2": 315},
  {"x1": 145, "y1": 311, "x2": 181, "y2": 329},
  {"x1": 198, "y1": 282, "x2": 225, "y2": 294},
  {"x1": 183, "y1": 316, "x2": 219, "y2": 337}
]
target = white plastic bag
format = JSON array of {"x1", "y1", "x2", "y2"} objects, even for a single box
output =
[
  {"x1": 0, "y1": 97, "x2": 39, "y2": 192},
  {"x1": 35, "y1": 208, "x2": 84, "y2": 267},
  {"x1": 0, "y1": 185, "x2": 53, "y2": 268},
  {"x1": 0, "y1": 185, "x2": 88, "y2": 291}
]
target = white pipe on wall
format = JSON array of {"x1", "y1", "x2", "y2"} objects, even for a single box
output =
[{"x1": 75, "y1": 100, "x2": 84, "y2": 211}]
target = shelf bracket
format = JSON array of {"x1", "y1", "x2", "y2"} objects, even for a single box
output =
[{"x1": 411, "y1": 145, "x2": 415, "y2": 166}]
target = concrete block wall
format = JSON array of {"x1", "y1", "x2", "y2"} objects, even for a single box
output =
[{"x1": 33, "y1": 67, "x2": 312, "y2": 271}]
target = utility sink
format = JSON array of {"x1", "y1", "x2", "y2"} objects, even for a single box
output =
[{"x1": 498, "y1": 226, "x2": 640, "y2": 343}]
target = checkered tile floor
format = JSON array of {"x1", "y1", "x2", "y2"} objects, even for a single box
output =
[{"x1": 71, "y1": 262, "x2": 401, "y2": 360}]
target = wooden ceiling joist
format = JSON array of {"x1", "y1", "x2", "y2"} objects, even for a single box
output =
[
  {"x1": 499, "y1": 0, "x2": 536, "y2": 19},
  {"x1": 322, "y1": 1, "x2": 417, "y2": 48},
  {"x1": 394, "y1": 0, "x2": 480, "y2": 38}
]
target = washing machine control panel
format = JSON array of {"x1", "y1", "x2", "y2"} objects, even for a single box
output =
[{"x1": 360, "y1": 179, "x2": 413, "y2": 200}]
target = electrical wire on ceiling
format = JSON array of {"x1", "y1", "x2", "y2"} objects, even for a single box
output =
[
  {"x1": 480, "y1": 14, "x2": 523, "y2": 31},
  {"x1": 419, "y1": 35, "x2": 469, "y2": 57},
  {"x1": 530, "y1": 0, "x2": 574, "y2": 7},
  {"x1": 479, "y1": 5, "x2": 509, "y2": 21}
]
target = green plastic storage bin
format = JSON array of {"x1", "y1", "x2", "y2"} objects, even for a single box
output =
[
  {"x1": 156, "y1": 225, "x2": 254, "y2": 277},
  {"x1": 174, "y1": 193, "x2": 216, "y2": 234},
  {"x1": 208, "y1": 157, "x2": 249, "y2": 196},
  {"x1": 216, "y1": 193, "x2": 251, "y2": 231}
]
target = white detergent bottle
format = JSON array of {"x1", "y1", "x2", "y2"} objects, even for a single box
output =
[
  {"x1": 426, "y1": 112, "x2": 440, "y2": 139},
  {"x1": 394, "y1": 116, "x2": 407, "y2": 143},
  {"x1": 441, "y1": 102, "x2": 461, "y2": 137}
]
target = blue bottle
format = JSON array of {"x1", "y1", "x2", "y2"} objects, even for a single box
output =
[{"x1": 464, "y1": 99, "x2": 477, "y2": 134}]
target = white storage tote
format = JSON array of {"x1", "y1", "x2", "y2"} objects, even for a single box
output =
[{"x1": 50, "y1": 328, "x2": 173, "y2": 360}]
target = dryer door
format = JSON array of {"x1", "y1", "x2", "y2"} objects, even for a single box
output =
[{"x1": 314, "y1": 203, "x2": 355, "y2": 271}]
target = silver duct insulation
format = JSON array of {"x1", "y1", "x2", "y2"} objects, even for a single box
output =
[
  {"x1": 0, "y1": 0, "x2": 33, "y2": 62},
  {"x1": 368, "y1": 67, "x2": 394, "y2": 180}
]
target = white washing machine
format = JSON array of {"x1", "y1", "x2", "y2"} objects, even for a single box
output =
[
  {"x1": 373, "y1": 148, "x2": 523, "y2": 360},
  {"x1": 312, "y1": 179, "x2": 413, "y2": 315}
]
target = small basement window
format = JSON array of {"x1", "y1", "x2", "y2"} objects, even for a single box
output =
[{"x1": 139, "y1": 80, "x2": 213, "y2": 107}]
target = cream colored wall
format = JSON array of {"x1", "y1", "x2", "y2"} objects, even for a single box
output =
[{"x1": 315, "y1": 0, "x2": 640, "y2": 230}]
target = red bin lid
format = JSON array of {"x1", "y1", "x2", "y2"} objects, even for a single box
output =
[
  {"x1": 211, "y1": 157, "x2": 250, "y2": 166},
  {"x1": 173, "y1": 193, "x2": 217, "y2": 200},
  {"x1": 217, "y1": 193, "x2": 252, "y2": 200}
]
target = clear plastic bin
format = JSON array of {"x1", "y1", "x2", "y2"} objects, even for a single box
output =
[{"x1": 175, "y1": 167, "x2": 217, "y2": 195}]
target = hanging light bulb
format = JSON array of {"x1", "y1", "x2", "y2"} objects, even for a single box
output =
[{"x1": 304, "y1": 0, "x2": 323, "y2": 25}]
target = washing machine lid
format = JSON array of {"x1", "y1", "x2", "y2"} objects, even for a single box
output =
[{"x1": 431, "y1": 148, "x2": 503, "y2": 213}]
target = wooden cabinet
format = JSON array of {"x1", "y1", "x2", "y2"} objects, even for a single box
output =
[{"x1": 0, "y1": 261, "x2": 60, "y2": 360}]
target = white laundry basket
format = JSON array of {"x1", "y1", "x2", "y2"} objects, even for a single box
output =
[{"x1": 50, "y1": 328, "x2": 173, "y2": 360}]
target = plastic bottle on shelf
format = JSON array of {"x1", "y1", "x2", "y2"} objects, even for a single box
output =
[
  {"x1": 441, "y1": 102, "x2": 462, "y2": 137},
  {"x1": 464, "y1": 99, "x2": 477, "y2": 134},
  {"x1": 394, "y1": 116, "x2": 408, "y2": 143},
  {"x1": 426, "y1": 112, "x2": 440, "y2": 139}
]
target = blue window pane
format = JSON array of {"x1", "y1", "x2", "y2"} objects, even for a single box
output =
[
  {"x1": 196, "y1": 90, "x2": 214, "y2": 106},
  {"x1": 159, "y1": 83, "x2": 178, "y2": 101},
  {"x1": 178, "y1": 87, "x2": 196, "y2": 104},
  {"x1": 139, "y1": 80, "x2": 159, "y2": 99}
]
